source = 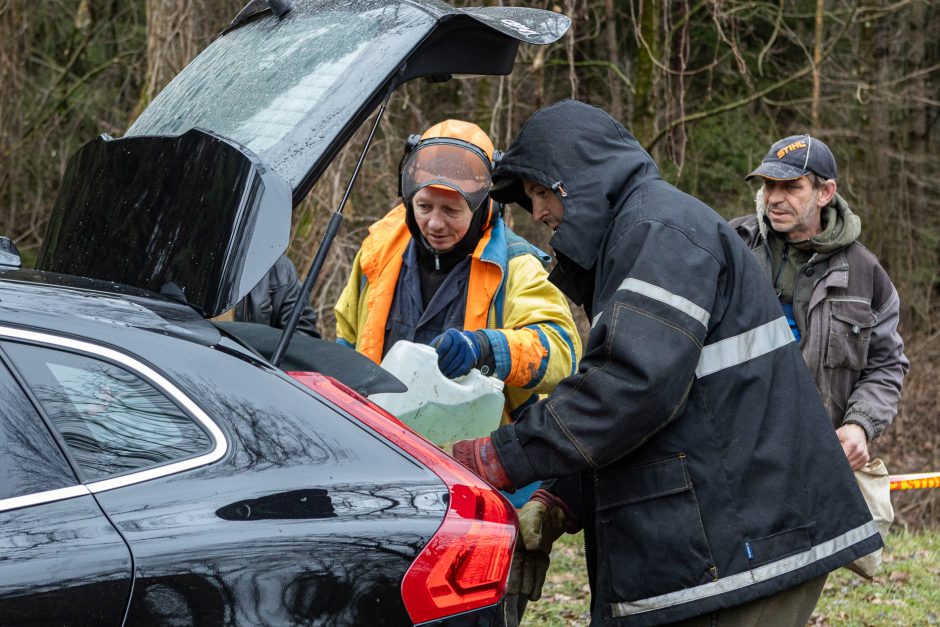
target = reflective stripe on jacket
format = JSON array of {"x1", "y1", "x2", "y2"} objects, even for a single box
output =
[{"x1": 334, "y1": 204, "x2": 581, "y2": 421}]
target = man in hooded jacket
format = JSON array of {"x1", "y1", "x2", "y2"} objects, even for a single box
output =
[
  {"x1": 729, "y1": 135, "x2": 908, "y2": 470},
  {"x1": 450, "y1": 100, "x2": 882, "y2": 626}
]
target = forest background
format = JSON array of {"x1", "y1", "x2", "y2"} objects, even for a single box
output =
[{"x1": 0, "y1": 0, "x2": 936, "y2": 527}]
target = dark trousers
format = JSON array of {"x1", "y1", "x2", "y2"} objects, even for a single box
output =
[{"x1": 503, "y1": 593, "x2": 528, "y2": 627}]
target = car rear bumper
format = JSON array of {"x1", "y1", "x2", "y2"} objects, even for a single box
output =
[{"x1": 419, "y1": 598, "x2": 513, "y2": 626}]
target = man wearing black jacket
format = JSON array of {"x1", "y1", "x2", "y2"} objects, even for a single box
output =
[
  {"x1": 451, "y1": 100, "x2": 881, "y2": 626},
  {"x1": 235, "y1": 254, "x2": 319, "y2": 336}
]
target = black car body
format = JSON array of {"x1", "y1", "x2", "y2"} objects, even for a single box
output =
[{"x1": 0, "y1": 1, "x2": 569, "y2": 624}]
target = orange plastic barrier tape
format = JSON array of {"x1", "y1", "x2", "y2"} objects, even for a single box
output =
[{"x1": 889, "y1": 472, "x2": 940, "y2": 491}]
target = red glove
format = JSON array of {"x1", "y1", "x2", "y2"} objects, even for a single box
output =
[{"x1": 451, "y1": 436, "x2": 514, "y2": 492}]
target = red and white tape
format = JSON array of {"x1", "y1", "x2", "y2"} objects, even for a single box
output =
[{"x1": 889, "y1": 472, "x2": 940, "y2": 491}]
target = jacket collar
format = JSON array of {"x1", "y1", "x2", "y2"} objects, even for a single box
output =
[
  {"x1": 360, "y1": 204, "x2": 508, "y2": 278},
  {"x1": 754, "y1": 188, "x2": 861, "y2": 253}
]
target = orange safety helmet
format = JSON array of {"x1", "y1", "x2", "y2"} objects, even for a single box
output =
[{"x1": 400, "y1": 120, "x2": 495, "y2": 213}]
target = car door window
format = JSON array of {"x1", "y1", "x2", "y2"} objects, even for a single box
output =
[
  {"x1": 3, "y1": 342, "x2": 211, "y2": 481},
  {"x1": 0, "y1": 360, "x2": 77, "y2": 501}
]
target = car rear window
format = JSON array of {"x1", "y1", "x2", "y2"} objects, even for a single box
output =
[
  {"x1": 126, "y1": 0, "x2": 432, "y2": 188},
  {"x1": 3, "y1": 343, "x2": 211, "y2": 481}
]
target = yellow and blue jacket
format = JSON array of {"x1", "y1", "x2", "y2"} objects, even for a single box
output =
[{"x1": 335, "y1": 204, "x2": 581, "y2": 423}]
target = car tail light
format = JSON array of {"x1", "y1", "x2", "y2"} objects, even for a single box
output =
[{"x1": 287, "y1": 372, "x2": 518, "y2": 623}]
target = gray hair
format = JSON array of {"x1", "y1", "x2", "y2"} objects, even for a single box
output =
[{"x1": 807, "y1": 172, "x2": 830, "y2": 190}]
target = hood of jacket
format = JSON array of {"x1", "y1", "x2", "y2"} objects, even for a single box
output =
[
  {"x1": 755, "y1": 189, "x2": 861, "y2": 254},
  {"x1": 492, "y1": 99, "x2": 661, "y2": 270}
]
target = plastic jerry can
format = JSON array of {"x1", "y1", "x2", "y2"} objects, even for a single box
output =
[{"x1": 368, "y1": 340, "x2": 505, "y2": 446}]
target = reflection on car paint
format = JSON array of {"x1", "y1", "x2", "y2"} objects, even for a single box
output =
[
  {"x1": 0, "y1": 496, "x2": 132, "y2": 625},
  {"x1": 216, "y1": 488, "x2": 337, "y2": 520}
]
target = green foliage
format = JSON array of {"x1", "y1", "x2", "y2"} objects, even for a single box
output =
[
  {"x1": 660, "y1": 109, "x2": 772, "y2": 219},
  {"x1": 1, "y1": 1, "x2": 146, "y2": 255}
]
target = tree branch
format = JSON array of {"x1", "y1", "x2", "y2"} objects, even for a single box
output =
[{"x1": 647, "y1": 3, "x2": 858, "y2": 150}]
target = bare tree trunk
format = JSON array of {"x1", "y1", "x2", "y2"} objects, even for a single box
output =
[
  {"x1": 564, "y1": 0, "x2": 579, "y2": 100},
  {"x1": 134, "y1": 0, "x2": 242, "y2": 118},
  {"x1": 904, "y1": 0, "x2": 930, "y2": 334},
  {"x1": 605, "y1": 0, "x2": 622, "y2": 120},
  {"x1": 0, "y1": 0, "x2": 26, "y2": 237},
  {"x1": 811, "y1": 0, "x2": 824, "y2": 130},
  {"x1": 633, "y1": 0, "x2": 660, "y2": 148},
  {"x1": 857, "y1": 9, "x2": 891, "y2": 251}
]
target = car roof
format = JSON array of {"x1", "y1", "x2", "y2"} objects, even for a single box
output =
[
  {"x1": 0, "y1": 272, "x2": 407, "y2": 396},
  {"x1": 0, "y1": 272, "x2": 222, "y2": 348}
]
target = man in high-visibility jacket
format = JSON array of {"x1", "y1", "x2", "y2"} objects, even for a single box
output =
[{"x1": 335, "y1": 119, "x2": 581, "y2": 444}]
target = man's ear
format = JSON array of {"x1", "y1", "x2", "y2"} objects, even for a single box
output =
[{"x1": 818, "y1": 179, "x2": 837, "y2": 207}]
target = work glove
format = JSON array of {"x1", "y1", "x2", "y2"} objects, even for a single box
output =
[
  {"x1": 508, "y1": 489, "x2": 580, "y2": 601},
  {"x1": 430, "y1": 328, "x2": 492, "y2": 379},
  {"x1": 451, "y1": 436, "x2": 514, "y2": 492},
  {"x1": 507, "y1": 544, "x2": 550, "y2": 603}
]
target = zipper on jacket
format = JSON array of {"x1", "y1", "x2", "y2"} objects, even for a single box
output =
[
  {"x1": 479, "y1": 257, "x2": 505, "y2": 328},
  {"x1": 434, "y1": 249, "x2": 440, "y2": 271}
]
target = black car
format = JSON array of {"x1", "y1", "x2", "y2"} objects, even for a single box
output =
[{"x1": 0, "y1": 1, "x2": 569, "y2": 624}]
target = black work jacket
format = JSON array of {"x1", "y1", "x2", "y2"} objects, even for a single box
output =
[
  {"x1": 235, "y1": 254, "x2": 318, "y2": 336},
  {"x1": 489, "y1": 100, "x2": 880, "y2": 625}
]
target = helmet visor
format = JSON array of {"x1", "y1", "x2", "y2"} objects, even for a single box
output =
[{"x1": 401, "y1": 140, "x2": 492, "y2": 212}]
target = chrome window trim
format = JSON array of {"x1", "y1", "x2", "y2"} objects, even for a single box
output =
[
  {"x1": 0, "y1": 485, "x2": 91, "y2": 514},
  {"x1": 0, "y1": 325, "x2": 228, "y2": 497}
]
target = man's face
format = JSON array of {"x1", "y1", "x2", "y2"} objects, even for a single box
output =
[
  {"x1": 523, "y1": 180, "x2": 565, "y2": 231},
  {"x1": 761, "y1": 176, "x2": 831, "y2": 241},
  {"x1": 412, "y1": 186, "x2": 473, "y2": 252}
]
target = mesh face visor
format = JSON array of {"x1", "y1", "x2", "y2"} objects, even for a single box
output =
[{"x1": 401, "y1": 139, "x2": 492, "y2": 212}]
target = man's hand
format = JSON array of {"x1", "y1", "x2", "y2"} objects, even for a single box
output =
[
  {"x1": 518, "y1": 490, "x2": 579, "y2": 551},
  {"x1": 837, "y1": 423, "x2": 870, "y2": 471},
  {"x1": 430, "y1": 329, "x2": 482, "y2": 378},
  {"x1": 507, "y1": 545, "x2": 550, "y2": 602},
  {"x1": 451, "y1": 437, "x2": 514, "y2": 491},
  {"x1": 507, "y1": 490, "x2": 580, "y2": 601}
]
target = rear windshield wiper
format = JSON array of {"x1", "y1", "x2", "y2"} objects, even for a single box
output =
[{"x1": 224, "y1": 0, "x2": 292, "y2": 35}]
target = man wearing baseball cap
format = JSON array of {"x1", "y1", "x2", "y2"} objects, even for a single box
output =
[{"x1": 731, "y1": 135, "x2": 908, "y2": 474}]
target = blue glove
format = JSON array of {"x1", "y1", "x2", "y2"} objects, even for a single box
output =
[{"x1": 431, "y1": 329, "x2": 482, "y2": 378}]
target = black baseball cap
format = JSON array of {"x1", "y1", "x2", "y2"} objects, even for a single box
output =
[{"x1": 746, "y1": 134, "x2": 837, "y2": 181}]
